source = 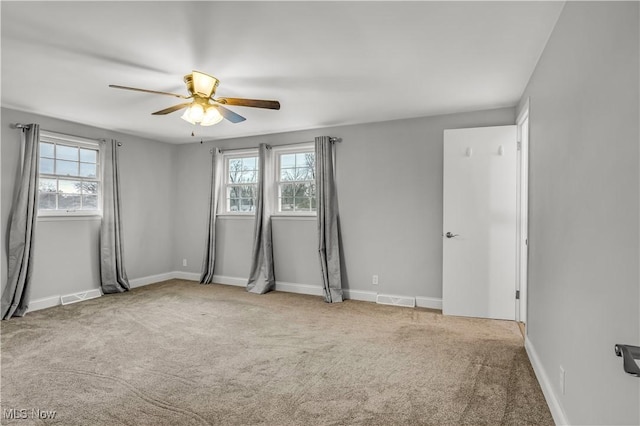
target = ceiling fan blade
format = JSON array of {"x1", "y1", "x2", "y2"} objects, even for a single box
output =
[
  {"x1": 109, "y1": 84, "x2": 191, "y2": 99},
  {"x1": 217, "y1": 105, "x2": 246, "y2": 123},
  {"x1": 215, "y1": 98, "x2": 280, "y2": 110},
  {"x1": 151, "y1": 102, "x2": 192, "y2": 115}
]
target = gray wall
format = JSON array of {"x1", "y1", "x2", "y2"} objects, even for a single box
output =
[
  {"x1": 519, "y1": 2, "x2": 639, "y2": 425},
  {"x1": 2, "y1": 106, "x2": 513, "y2": 303},
  {"x1": 173, "y1": 107, "x2": 515, "y2": 298},
  {"x1": 1, "y1": 108, "x2": 176, "y2": 300}
]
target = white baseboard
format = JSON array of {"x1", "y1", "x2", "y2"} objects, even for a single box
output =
[
  {"x1": 211, "y1": 275, "x2": 247, "y2": 287},
  {"x1": 342, "y1": 292, "x2": 442, "y2": 309},
  {"x1": 377, "y1": 293, "x2": 416, "y2": 308},
  {"x1": 186, "y1": 273, "x2": 442, "y2": 309},
  {"x1": 28, "y1": 287, "x2": 103, "y2": 313},
  {"x1": 129, "y1": 272, "x2": 175, "y2": 288},
  {"x1": 211, "y1": 275, "x2": 324, "y2": 297},
  {"x1": 27, "y1": 271, "x2": 179, "y2": 313},
  {"x1": 27, "y1": 271, "x2": 444, "y2": 316},
  {"x1": 415, "y1": 296, "x2": 443, "y2": 310},
  {"x1": 27, "y1": 295, "x2": 61, "y2": 313},
  {"x1": 525, "y1": 337, "x2": 569, "y2": 425},
  {"x1": 174, "y1": 271, "x2": 201, "y2": 282},
  {"x1": 60, "y1": 289, "x2": 102, "y2": 305},
  {"x1": 275, "y1": 281, "x2": 323, "y2": 296},
  {"x1": 343, "y1": 289, "x2": 378, "y2": 303}
]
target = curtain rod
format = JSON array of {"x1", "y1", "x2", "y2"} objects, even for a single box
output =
[
  {"x1": 12, "y1": 123, "x2": 122, "y2": 146},
  {"x1": 209, "y1": 137, "x2": 341, "y2": 154}
]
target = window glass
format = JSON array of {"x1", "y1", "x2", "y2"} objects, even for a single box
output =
[
  {"x1": 220, "y1": 146, "x2": 317, "y2": 215},
  {"x1": 40, "y1": 142, "x2": 54, "y2": 158},
  {"x1": 224, "y1": 154, "x2": 259, "y2": 213},
  {"x1": 37, "y1": 135, "x2": 100, "y2": 215},
  {"x1": 56, "y1": 145, "x2": 78, "y2": 161},
  {"x1": 276, "y1": 148, "x2": 316, "y2": 213}
]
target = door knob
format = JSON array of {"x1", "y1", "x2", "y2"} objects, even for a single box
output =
[{"x1": 445, "y1": 232, "x2": 459, "y2": 239}]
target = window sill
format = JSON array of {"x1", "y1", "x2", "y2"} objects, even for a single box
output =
[
  {"x1": 215, "y1": 214, "x2": 317, "y2": 221},
  {"x1": 272, "y1": 215, "x2": 316, "y2": 221},
  {"x1": 216, "y1": 214, "x2": 255, "y2": 220},
  {"x1": 37, "y1": 214, "x2": 101, "y2": 222}
]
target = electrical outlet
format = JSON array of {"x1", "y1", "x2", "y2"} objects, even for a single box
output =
[
  {"x1": 559, "y1": 366, "x2": 566, "y2": 395},
  {"x1": 372, "y1": 275, "x2": 379, "y2": 285},
  {"x1": 182, "y1": 258, "x2": 188, "y2": 267}
]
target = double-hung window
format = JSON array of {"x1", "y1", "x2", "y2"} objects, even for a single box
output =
[
  {"x1": 275, "y1": 144, "x2": 316, "y2": 214},
  {"x1": 219, "y1": 144, "x2": 317, "y2": 215},
  {"x1": 223, "y1": 151, "x2": 259, "y2": 213},
  {"x1": 38, "y1": 132, "x2": 101, "y2": 216}
]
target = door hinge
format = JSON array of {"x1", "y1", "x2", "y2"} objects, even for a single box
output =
[
  {"x1": 516, "y1": 290, "x2": 520, "y2": 300},
  {"x1": 517, "y1": 141, "x2": 522, "y2": 151}
]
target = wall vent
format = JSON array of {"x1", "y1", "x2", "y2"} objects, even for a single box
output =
[
  {"x1": 376, "y1": 294, "x2": 416, "y2": 308},
  {"x1": 60, "y1": 289, "x2": 102, "y2": 305}
]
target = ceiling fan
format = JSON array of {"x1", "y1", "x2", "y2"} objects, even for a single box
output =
[{"x1": 109, "y1": 71, "x2": 280, "y2": 126}]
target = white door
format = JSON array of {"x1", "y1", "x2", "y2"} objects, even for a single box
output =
[{"x1": 443, "y1": 126, "x2": 517, "y2": 320}]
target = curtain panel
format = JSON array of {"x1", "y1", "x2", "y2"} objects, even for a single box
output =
[
  {"x1": 201, "y1": 148, "x2": 223, "y2": 284},
  {"x1": 247, "y1": 143, "x2": 276, "y2": 294},
  {"x1": 2, "y1": 124, "x2": 40, "y2": 319},
  {"x1": 316, "y1": 136, "x2": 343, "y2": 303},
  {"x1": 100, "y1": 139, "x2": 130, "y2": 293}
]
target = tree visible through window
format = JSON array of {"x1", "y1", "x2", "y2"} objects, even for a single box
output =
[
  {"x1": 225, "y1": 155, "x2": 258, "y2": 212},
  {"x1": 220, "y1": 146, "x2": 316, "y2": 215},
  {"x1": 38, "y1": 134, "x2": 101, "y2": 214},
  {"x1": 277, "y1": 150, "x2": 316, "y2": 213}
]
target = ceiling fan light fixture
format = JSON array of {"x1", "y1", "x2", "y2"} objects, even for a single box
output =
[
  {"x1": 200, "y1": 106, "x2": 224, "y2": 126},
  {"x1": 190, "y1": 103, "x2": 205, "y2": 121},
  {"x1": 180, "y1": 109, "x2": 196, "y2": 125},
  {"x1": 181, "y1": 103, "x2": 223, "y2": 126},
  {"x1": 180, "y1": 104, "x2": 199, "y2": 124},
  {"x1": 192, "y1": 71, "x2": 219, "y2": 98}
]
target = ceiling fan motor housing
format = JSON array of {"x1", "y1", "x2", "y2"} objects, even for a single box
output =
[{"x1": 184, "y1": 71, "x2": 219, "y2": 98}]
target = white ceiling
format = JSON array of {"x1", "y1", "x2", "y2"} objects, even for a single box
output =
[{"x1": 1, "y1": 1, "x2": 564, "y2": 144}]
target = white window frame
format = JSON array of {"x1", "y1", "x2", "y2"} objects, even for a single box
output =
[
  {"x1": 220, "y1": 149, "x2": 259, "y2": 215},
  {"x1": 37, "y1": 131, "x2": 102, "y2": 218},
  {"x1": 272, "y1": 143, "x2": 317, "y2": 216}
]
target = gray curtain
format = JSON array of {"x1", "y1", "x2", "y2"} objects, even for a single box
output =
[
  {"x1": 316, "y1": 136, "x2": 343, "y2": 303},
  {"x1": 2, "y1": 124, "x2": 40, "y2": 319},
  {"x1": 100, "y1": 139, "x2": 129, "y2": 293},
  {"x1": 200, "y1": 148, "x2": 223, "y2": 284},
  {"x1": 247, "y1": 144, "x2": 275, "y2": 294}
]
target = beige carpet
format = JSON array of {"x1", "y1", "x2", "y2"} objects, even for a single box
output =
[{"x1": 1, "y1": 280, "x2": 552, "y2": 425}]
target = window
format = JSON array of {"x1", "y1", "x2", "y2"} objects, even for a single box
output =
[
  {"x1": 275, "y1": 146, "x2": 316, "y2": 214},
  {"x1": 224, "y1": 152, "x2": 259, "y2": 213},
  {"x1": 220, "y1": 144, "x2": 317, "y2": 216},
  {"x1": 38, "y1": 132, "x2": 101, "y2": 216}
]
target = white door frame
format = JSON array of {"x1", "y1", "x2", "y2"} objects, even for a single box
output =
[{"x1": 516, "y1": 99, "x2": 530, "y2": 326}]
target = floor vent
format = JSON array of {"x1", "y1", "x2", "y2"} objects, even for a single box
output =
[
  {"x1": 60, "y1": 289, "x2": 102, "y2": 305},
  {"x1": 376, "y1": 294, "x2": 416, "y2": 308}
]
